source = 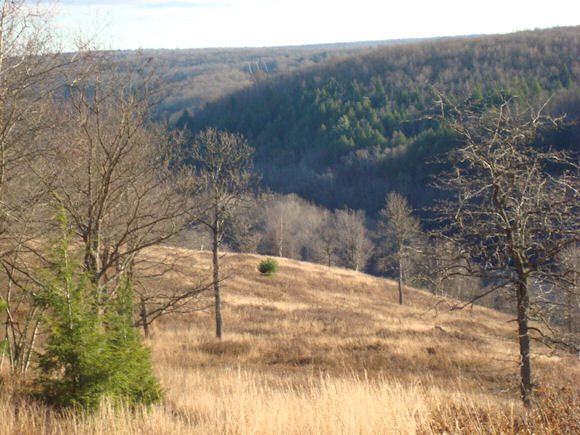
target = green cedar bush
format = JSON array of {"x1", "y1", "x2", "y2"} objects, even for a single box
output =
[
  {"x1": 258, "y1": 258, "x2": 278, "y2": 276},
  {"x1": 35, "y1": 206, "x2": 161, "y2": 409}
]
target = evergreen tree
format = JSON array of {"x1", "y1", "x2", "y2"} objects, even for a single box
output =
[{"x1": 35, "y1": 205, "x2": 161, "y2": 409}]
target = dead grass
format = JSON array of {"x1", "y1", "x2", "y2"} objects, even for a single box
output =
[{"x1": 1, "y1": 247, "x2": 579, "y2": 434}]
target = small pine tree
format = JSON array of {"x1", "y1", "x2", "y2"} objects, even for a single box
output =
[
  {"x1": 258, "y1": 258, "x2": 279, "y2": 276},
  {"x1": 100, "y1": 275, "x2": 162, "y2": 407},
  {"x1": 35, "y1": 205, "x2": 161, "y2": 409}
]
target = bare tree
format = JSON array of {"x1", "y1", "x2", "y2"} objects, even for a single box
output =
[
  {"x1": 379, "y1": 192, "x2": 421, "y2": 305},
  {"x1": 433, "y1": 95, "x2": 580, "y2": 406},
  {"x1": 189, "y1": 128, "x2": 257, "y2": 339},
  {"x1": 556, "y1": 245, "x2": 580, "y2": 344},
  {"x1": 0, "y1": 0, "x2": 75, "y2": 374},
  {"x1": 297, "y1": 202, "x2": 328, "y2": 263},
  {"x1": 334, "y1": 208, "x2": 372, "y2": 272},
  {"x1": 0, "y1": 3, "x2": 197, "y2": 375},
  {"x1": 225, "y1": 193, "x2": 264, "y2": 254},
  {"x1": 430, "y1": 238, "x2": 486, "y2": 303},
  {"x1": 317, "y1": 210, "x2": 338, "y2": 267},
  {"x1": 41, "y1": 53, "x2": 196, "y2": 322},
  {"x1": 262, "y1": 193, "x2": 303, "y2": 258},
  {"x1": 132, "y1": 248, "x2": 213, "y2": 337}
]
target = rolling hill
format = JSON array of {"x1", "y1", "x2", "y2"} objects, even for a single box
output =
[{"x1": 3, "y1": 246, "x2": 578, "y2": 433}]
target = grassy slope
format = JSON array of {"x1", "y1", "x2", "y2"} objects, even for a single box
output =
[{"x1": 2, "y1": 246, "x2": 579, "y2": 434}]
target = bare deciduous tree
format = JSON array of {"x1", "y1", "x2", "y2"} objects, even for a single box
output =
[
  {"x1": 0, "y1": 0, "x2": 74, "y2": 374},
  {"x1": 556, "y1": 245, "x2": 580, "y2": 344},
  {"x1": 132, "y1": 248, "x2": 213, "y2": 337},
  {"x1": 379, "y1": 192, "x2": 421, "y2": 305},
  {"x1": 225, "y1": 193, "x2": 264, "y2": 254},
  {"x1": 262, "y1": 193, "x2": 303, "y2": 259},
  {"x1": 43, "y1": 53, "x2": 196, "y2": 321},
  {"x1": 0, "y1": 3, "x2": 200, "y2": 375},
  {"x1": 317, "y1": 210, "x2": 338, "y2": 268},
  {"x1": 433, "y1": 95, "x2": 580, "y2": 406},
  {"x1": 189, "y1": 128, "x2": 257, "y2": 339},
  {"x1": 334, "y1": 208, "x2": 372, "y2": 272}
]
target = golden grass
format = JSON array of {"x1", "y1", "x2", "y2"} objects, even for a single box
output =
[{"x1": 1, "y1": 247, "x2": 579, "y2": 434}]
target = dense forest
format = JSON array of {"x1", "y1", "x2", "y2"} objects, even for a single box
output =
[
  {"x1": 175, "y1": 26, "x2": 580, "y2": 216},
  {"x1": 134, "y1": 39, "x2": 426, "y2": 121}
]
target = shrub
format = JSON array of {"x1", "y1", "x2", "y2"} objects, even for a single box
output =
[{"x1": 258, "y1": 258, "x2": 278, "y2": 276}]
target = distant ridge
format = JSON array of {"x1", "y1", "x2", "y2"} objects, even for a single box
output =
[
  {"x1": 276, "y1": 34, "x2": 484, "y2": 50},
  {"x1": 178, "y1": 26, "x2": 580, "y2": 215}
]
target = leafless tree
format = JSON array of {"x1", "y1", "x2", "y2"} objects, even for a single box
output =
[
  {"x1": 429, "y1": 238, "x2": 486, "y2": 303},
  {"x1": 40, "y1": 52, "x2": 198, "y2": 325},
  {"x1": 262, "y1": 193, "x2": 303, "y2": 259},
  {"x1": 225, "y1": 193, "x2": 264, "y2": 254},
  {"x1": 257, "y1": 193, "x2": 333, "y2": 263},
  {"x1": 317, "y1": 210, "x2": 338, "y2": 267},
  {"x1": 132, "y1": 248, "x2": 214, "y2": 337},
  {"x1": 555, "y1": 245, "x2": 580, "y2": 344},
  {"x1": 433, "y1": 95, "x2": 580, "y2": 406},
  {"x1": 0, "y1": 3, "x2": 201, "y2": 374},
  {"x1": 379, "y1": 192, "x2": 421, "y2": 304},
  {"x1": 334, "y1": 208, "x2": 372, "y2": 272},
  {"x1": 0, "y1": 0, "x2": 76, "y2": 374},
  {"x1": 189, "y1": 128, "x2": 257, "y2": 339},
  {"x1": 297, "y1": 203, "x2": 328, "y2": 263}
]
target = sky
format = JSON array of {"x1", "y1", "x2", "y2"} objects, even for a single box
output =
[{"x1": 55, "y1": 0, "x2": 580, "y2": 50}]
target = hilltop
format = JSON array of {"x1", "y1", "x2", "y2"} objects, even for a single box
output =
[{"x1": 4, "y1": 246, "x2": 577, "y2": 433}]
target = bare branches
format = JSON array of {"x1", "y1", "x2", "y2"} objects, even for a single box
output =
[
  {"x1": 432, "y1": 94, "x2": 579, "y2": 405},
  {"x1": 187, "y1": 127, "x2": 258, "y2": 339},
  {"x1": 378, "y1": 192, "x2": 421, "y2": 304},
  {"x1": 41, "y1": 54, "x2": 196, "y2": 298}
]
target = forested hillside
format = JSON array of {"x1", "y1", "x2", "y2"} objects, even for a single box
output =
[
  {"x1": 177, "y1": 26, "x2": 580, "y2": 215},
  {"x1": 137, "y1": 40, "x2": 423, "y2": 121}
]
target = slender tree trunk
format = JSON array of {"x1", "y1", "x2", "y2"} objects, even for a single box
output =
[
  {"x1": 516, "y1": 275, "x2": 532, "y2": 407},
  {"x1": 398, "y1": 260, "x2": 403, "y2": 305},
  {"x1": 397, "y1": 245, "x2": 404, "y2": 305},
  {"x1": 565, "y1": 289, "x2": 573, "y2": 335},
  {"x1": 277, "y1": 218, "x2": 284, "y2": 258},
  {"x1": 140, "y1": 295, "x2": 150, "y2": 338},
  {"x1": 212, "y1": 223, "x2": 223, "y2": 340}
]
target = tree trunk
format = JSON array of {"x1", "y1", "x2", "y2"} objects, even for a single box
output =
[
  {"x1": 516, "y1": 276, "x2": 532, "y2": 407},
  {"x1": 212, "y1": 225, "x2": 223, "y2": 340},
  {"x1": 140, "y1": 295, "x2": 150, "y2": 338},
  {"x1": 277, "y1": 218, "x2": 284, "y2": 258},
  {"x1": 398, "y1": 255, "x2": 404, "y2": 305}
]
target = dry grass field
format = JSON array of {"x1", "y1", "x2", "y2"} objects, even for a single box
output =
[{"x1": 1, "y1": 246, "x2": 579, "y2": 434}]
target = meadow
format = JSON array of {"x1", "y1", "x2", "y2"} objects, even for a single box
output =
[{"x1": 1, "y1": 248, "x2": 579, "y2": 434}]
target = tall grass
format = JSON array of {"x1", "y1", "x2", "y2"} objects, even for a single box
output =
[{"x1": 1, "y1": 249, "x2": 578, "y2": 434}]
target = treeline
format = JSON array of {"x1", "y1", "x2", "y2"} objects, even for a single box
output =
[
  {"x1": 185, "y1": 192, "x2": 476, "y2": 303},
  {"x1": 178, "y1": 26, "x2": 580, "y2": 215}
]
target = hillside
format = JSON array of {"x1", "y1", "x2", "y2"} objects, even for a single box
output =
[
  {"x1": 178, "y1": 26, "x2": 580, "y2": 215},
  {"x1": 139, "y1": 40, "x2": 431, "y2": 121},
  {"x1": 4, "y1": 246, "x2": 578, "y2": 433}
]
